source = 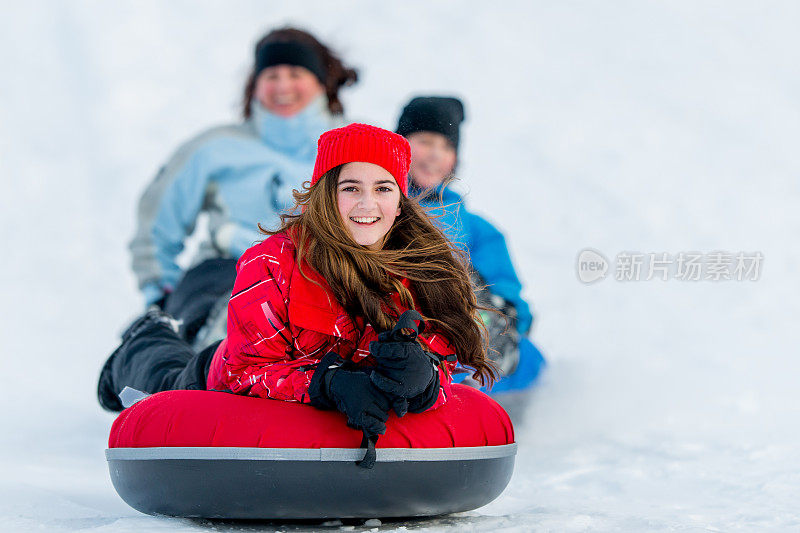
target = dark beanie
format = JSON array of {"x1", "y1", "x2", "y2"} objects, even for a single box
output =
[
  {"x1": 255, "y1": 41, "x2": 326, "y2": 84},
  {"x1": 396, "y1": 96, "x2": 465, "y2": 151}
]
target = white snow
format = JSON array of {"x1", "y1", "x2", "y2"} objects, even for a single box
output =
[{"x1": 2, "y1": 1, "x2": 799, "y2": 531}]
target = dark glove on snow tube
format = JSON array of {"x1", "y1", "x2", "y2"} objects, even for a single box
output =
[
  {"x1": 309, "y1": 352, "x2": 408, "y2": 434},
  {"x1": 370, "y1": 310, "x2": 439, "y2": 401},
  {"x1": 310, "y1": 352, "x2": 410, "y2": 469}
]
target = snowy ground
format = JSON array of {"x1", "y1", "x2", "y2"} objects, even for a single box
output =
[{"x1": 2, "y1": 1, "x2": 800, "y2": 531}]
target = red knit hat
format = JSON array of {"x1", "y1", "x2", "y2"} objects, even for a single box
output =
[{"x1": 311, "y1": 123, "x2": 411, "y2": 195}]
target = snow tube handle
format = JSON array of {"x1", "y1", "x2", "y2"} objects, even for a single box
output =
[{"x1": 356, "y1": 431, "x2": 378, "y2": 469}]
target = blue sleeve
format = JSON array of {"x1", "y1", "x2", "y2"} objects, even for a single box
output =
[
  {"x1": 465, "y1": 212, "x2": 533, "y2": 335},
  {"x1": 129, "y1": 138, "x2": 216, "y2": 304},
  {"x1": 422, "y1": 198, "x2": 469, "y2": 252}
]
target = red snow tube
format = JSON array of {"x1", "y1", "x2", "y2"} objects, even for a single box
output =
[{"x1": 106, "y1": 384, "x2": 516, "y2": 519}]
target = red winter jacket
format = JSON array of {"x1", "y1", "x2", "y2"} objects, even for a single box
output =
[{"x1": 206, "y1": 232, "x2": 456, "y2": 408}]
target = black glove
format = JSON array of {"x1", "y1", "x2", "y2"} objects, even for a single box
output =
[
  {"x1": 473, "y1": 271, "x2": 522, "y2": 376},
  {"x1": 406, "y1": 371, "x2": 441, "y2": 413},
  {"x1": 152, "y1": 291, "x2": 169, "y2": 311},
  {"x1": 309, "y1": 353, "x2": 408, "y2": 437},
  {"x1": 370, "y1": 310, "x2": 439, "y2": 399},
  {"x1": 329, "y1": 370, "x2": 391, "y2": 436}
]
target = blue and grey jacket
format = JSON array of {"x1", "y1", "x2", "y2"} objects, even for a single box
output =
[
  {"x1": 412, "y1": 183, "x2": 534, "y2": 335},
  {"x1": 130, "y1": 96, "x2": 346, "y2": 305}
]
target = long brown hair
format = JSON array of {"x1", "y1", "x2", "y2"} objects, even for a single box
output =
[
  {"x1": 242, "y1": 27, "x2": 358, "y2": 118},
  {"x1": 260, "y1": 165, "x2": 497, "y2": 385}
]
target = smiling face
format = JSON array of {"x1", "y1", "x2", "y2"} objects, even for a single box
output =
[
  {"x1": 254, "y1": 64, "x2": 325, "y2": 117},
  {"x1": 336, "y1": 162, "x2": 402, "y2": 250},
  {"x1": 406, "y1": 131, "x2": 457, "y2": 190}
]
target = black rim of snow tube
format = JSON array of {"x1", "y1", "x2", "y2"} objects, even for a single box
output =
[{"x1": 106, "y1": 444, "x2": 517, "y2": 519}]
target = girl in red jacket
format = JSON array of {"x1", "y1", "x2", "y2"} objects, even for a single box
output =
[{"x1": 99, "y1": 123, "x2": 496, "y2": 443}]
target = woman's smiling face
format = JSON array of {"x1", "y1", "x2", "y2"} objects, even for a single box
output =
[
  {"x1": 254, "y1": 64, "x2": 325, "y2": 117},
  {"x1": 336, "y1": 162, "x2": 402, "y2": 250}
]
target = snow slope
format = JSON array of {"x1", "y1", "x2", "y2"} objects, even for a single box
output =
[{"x1": 1, "y1": 1, "x2": 799, "y2": 531}]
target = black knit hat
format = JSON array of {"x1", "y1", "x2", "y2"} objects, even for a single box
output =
[
  {"x1": 396, "y1": 96, "x2": 465, "y2": 151},
  {"x1": 255, "y1": 41, "x2": 326, "y2": 84}
]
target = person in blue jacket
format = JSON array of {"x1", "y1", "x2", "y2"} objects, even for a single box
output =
[
  {"x1": 128, "y1": 27, "x2": 356, "y2": 347},
  {"x1": 396, "y1": 96, "x2": 543, "y2": 385}
]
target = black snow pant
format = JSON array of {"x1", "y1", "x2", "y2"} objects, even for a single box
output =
[
  {"x1": 164, "y1": 258, "x2": 237, "y2": 345},
  {"x1": 99, "y1": 258, "x2": 236, "y2": 411},
  {"x1": 106, "y1": 319, "x2": 221, "y2": 401}
]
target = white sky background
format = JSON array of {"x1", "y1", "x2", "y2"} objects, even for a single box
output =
[{"x1": 1, "y1": 1, "x2": 800, "y2": 530}]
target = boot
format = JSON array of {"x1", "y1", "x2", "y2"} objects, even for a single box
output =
[{"x1": 97, "y1": 307, "x2": 180, "y2": 412}]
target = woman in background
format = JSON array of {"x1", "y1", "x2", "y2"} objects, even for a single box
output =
[{"x1": 129, "y1": 27, "x2": 356, "y2": 348}]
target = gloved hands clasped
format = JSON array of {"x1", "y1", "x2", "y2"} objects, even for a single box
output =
[
  {"x1": 309, "y1": 311, "x2": 441, "y2": 435},
  {"x1": 308, "y1": 312, "x2": 442, "y2": 469},
  {"x1": 309, "y1": 352, "x2": 407, "y2": 437},
  {"x1": 369, "y1": 310, "x2": 440, "y2": 413}
]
